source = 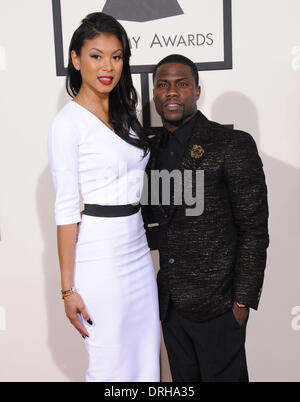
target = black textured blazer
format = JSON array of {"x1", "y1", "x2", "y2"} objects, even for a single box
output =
[{"x1": 142, "y1": 111, "x2": 269, "y2": 322}]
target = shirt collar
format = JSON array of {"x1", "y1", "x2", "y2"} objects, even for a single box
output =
[{"x1": 167, "y1": 111, "x2": 199, "y2": 145}]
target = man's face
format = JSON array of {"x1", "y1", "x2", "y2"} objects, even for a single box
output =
[{"x1": 153, "y1": 62, "x2": 200, "y2": 132}]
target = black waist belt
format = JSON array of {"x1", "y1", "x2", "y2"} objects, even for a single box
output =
[{"x1": 82, "y1": 203, "x2": 140, "y2": 217}]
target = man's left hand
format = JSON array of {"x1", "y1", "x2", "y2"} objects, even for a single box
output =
[{"x1": 232, "y1": 301, "x2": 249, "y2": 327}]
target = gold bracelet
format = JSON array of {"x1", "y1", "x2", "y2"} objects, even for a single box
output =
[{"x1": 61, "y1": 287, "x2": 76, "y2": 300}]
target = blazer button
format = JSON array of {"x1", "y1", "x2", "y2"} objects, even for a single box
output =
[{"x1": 169, "y1": 258, "x2": 175, "y2": 264}]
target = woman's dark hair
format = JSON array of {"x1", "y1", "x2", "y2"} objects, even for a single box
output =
[
  {"x1": 66, "y1": 12, "x2": 149, "y2": 156},
  {"x1": 153, "y1": 54, "x2": 199, "y2": 86}
]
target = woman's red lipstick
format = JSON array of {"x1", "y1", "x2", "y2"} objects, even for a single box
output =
[{"x1": 98, "y1": 76, "x2": 114, "y2": 86}]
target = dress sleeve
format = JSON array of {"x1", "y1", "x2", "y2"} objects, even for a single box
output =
[{"x1": 47, "y1": 116, "x2": 81, "y2": 225}]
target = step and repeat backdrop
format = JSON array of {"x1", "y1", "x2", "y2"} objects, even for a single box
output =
[{"x1": 0, "y1": 0, "x2": 299, "y2": 381}]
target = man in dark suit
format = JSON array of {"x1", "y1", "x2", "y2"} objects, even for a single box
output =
[{"x1": 142, "y1": 55, "x2": 269, "y2": 382}]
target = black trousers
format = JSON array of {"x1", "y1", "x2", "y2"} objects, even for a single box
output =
[{"x1": 162, "y1": 303, "x2": 249, "y2": 382}]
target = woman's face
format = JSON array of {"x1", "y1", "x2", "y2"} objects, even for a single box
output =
[{"x1": 72, "y1": 33, "x2": 123, "y2": 96}]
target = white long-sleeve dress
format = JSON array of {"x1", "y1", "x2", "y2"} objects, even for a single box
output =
[{"x1": 47, "y1": 101, "x2": 160, "y2": 382}]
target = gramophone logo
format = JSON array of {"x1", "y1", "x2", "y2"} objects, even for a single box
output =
[{"x1": 102, "y1": 0, "x2": 184, "y2": 22}]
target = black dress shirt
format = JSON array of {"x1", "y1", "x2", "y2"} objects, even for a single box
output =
[
  {"x1": 156, "y1": 112, "x2": 199, "y2": 213},
  {"x1": 156, "y1": 111, "x2": 199, "y2": 172}
]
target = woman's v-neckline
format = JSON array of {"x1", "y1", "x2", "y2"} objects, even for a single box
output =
[{"x1": 71, "y1": 100, "x2": 114, "y2": 133}]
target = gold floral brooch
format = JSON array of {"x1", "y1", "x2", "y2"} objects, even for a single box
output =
[{"x1": 190, "y1": 145, "x2": 205, "y2": 159}]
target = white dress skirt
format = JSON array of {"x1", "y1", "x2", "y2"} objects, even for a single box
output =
[{"x1": 48, "y1": 101, "x2": 160, "y2": 382}]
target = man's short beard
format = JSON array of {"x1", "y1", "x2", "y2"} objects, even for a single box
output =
[{"x1": 162, "y1": 106, "x2": 186, "y2": 127}]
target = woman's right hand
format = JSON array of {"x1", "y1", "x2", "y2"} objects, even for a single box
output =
[{"x1": 63, "y1": 292, "x2": 93, "y2": 338}]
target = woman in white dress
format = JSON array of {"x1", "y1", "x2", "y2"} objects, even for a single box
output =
[{"x1": 47, "y1": 12, "x2": 160, "y2": 382}]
